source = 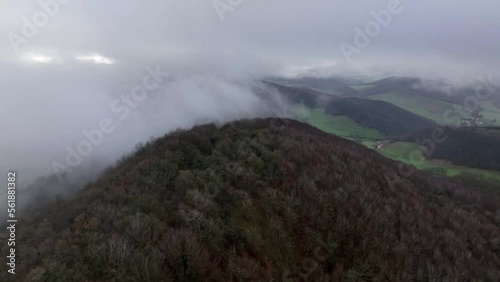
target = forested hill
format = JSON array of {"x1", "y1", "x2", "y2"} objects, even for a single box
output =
[
  {"x1": 400, "y1": 126, "x2": 500, "y2": 171},
  {"x1": 2, "y1": 119, "x2": 499, "y2": 281}
]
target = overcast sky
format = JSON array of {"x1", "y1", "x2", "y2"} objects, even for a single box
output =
[
  {"x1": 1, "y1": 0, "x2": 500, "y2": 77},
  {"x1": 1, "y1": 0, "x2": 499, "y2": 187}
]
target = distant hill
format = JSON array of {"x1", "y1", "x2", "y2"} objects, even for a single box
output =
[
  {"x1": 271, "y1": 76, "x2": 362, "y2": 96},
  {"x1": 265, "y1": 81, "x2": 437, "y2": 135},
  {"x1": 2, "y1": 119, "x2": 499, "y2": 281},
  {"x1": 358, "y1": 76, "x2": 462, "y2": 103},
  {"x1": 400, "y1": 126, "x2": 500, "y2": 171},
  {"x1": 361, "y1": 76, "x2": 500, "y2": 106},
  {"x1": 324, "y1": 97, "x2": 437, "y2": 136},
  {"x1": 349, "y1": 76, "x2": 500, "y2": 126},
  {"x1": 360, "y1": 76, "x2": 421, "y2": 96},
  {"x1": 272, "y1": 76, "x2": 500, "y2": 114}
]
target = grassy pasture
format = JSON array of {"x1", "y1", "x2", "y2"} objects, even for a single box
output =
[{"x1": 295, "y1": 106, "x2": 386, "y2": 139}]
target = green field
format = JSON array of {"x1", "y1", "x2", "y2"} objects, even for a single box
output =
[
  {"x1": 481, "y1": 100, "x2": 499, "y2": 112},
  {"x1": 370, "y1": 92, "x2": 500, "y2": 126},
  {"x1": 294, "y1": 103, "x2": 500, "y2": 184},
  {"x1": 295, "y1": 106, "x2": 385, "y2": 139},
  {"x1": 360, "y1": 140, "x2": 379, "y2": 149},
  {"x1": 481, "y1": 109, "x2": 500, "y2": 126},
  {"x1": 370, "y1": 92, "x2": 468, "y2": 125},
  {"x1": 379, "y1": 142, "x2": 500, "y2": 182}
]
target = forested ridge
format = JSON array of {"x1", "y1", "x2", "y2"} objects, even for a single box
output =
[
  {"x1": 401, "y1": 127, "x2": 500, "y2": 171},
  {"x1": 1, "y1": 119, "x2": 499, "y2": 281}
]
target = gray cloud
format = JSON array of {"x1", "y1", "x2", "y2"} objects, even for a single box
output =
[{"x1": 1, "y1": 0, "x2": 499, "y2": 207}]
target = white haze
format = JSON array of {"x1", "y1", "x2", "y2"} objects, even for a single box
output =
[
  {"x1": 0, "y1": 61, "x2": 276, "y2": 182},
  {"x1": 1, "y1": 0, "x2": 500, "y2": 211}
]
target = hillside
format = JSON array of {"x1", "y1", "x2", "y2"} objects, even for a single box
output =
[
  {"x1": 355, "y1": 77, "x2": 500, "y2": 127},
  {"x1": 359, "y1": 76, "x2": 458, "y2": 104},
  {"x1": 324, "y1": 97, "x2": 437, "y2": 136},
  {"x1": 2, "y1": 119, "x2": 499, "y2": 281},
  {"x1": 262, "y1": 81, "x2": 337, "y2": 108},
  {"x1": 399, "y1": 127, "x2": 500, "y2": 171},
  {"x1": 265, "y1": 82, "x2": 437, "y2": 136},
  {"x1": 270, "y1": 77, "x2": 362, "y2": 96},
  {"x1": 360, "y1": 77, "x2": 421, "y2": 96}
]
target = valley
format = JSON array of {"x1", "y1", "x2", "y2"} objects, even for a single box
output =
[{"x1": 270, "y1": 76, "x2": 500, "y2": 185}]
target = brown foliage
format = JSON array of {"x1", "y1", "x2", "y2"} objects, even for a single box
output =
[{"x1": 1, "y1": 118, "x2": 499, "y2": 281}]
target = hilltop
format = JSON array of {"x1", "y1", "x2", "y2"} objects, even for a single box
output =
[{"x1": 1, "y1": 119, "x2": 499, "y2": 281}]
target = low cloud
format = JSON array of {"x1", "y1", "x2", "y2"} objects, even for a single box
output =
[{"x1": 1, "y1": 0, "x2": 499, "y2": 213}]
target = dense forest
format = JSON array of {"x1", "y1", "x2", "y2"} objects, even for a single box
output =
[
  {"x1": 402, "y1": 127, "x2": 500, "y2": 171},
  {"x1": 1, "y1": 119, "x2": 499, "y2": 281},
  {"x1": 324, "y1": 97, "x2": 436, "y2": 135}
]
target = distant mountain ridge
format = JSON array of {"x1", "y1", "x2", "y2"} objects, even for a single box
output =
[
  {"x1": 274, "y1": 75, "x2": 500, "y2": 106},
  {"x1": 264, "y1": 81, "x2": 437, "y2": 135},
  {"x1": 271, "y1": 76, "x2": 364, "y2": 96}
]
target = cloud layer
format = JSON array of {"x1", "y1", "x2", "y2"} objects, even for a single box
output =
[{"x1": 1, "y1": 0, "x2": 499, "y2": 202}]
